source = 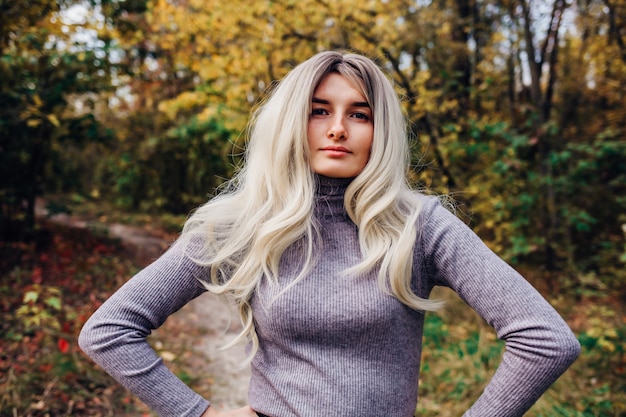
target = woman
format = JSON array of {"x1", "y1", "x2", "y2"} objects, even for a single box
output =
[{"x1": 79, "y1": 51, "x2": 580, "y2": 417}]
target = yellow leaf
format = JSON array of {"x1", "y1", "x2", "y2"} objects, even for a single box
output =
[
  {"x1": 47, "y1": 114, "x2": 60, "y2": 127},
  {"x1": 27, "y1": 119, "x2": 41, "y2": 128},
  {"x1": 160, "y1": 351, "x2": 176, "y2": 361}
]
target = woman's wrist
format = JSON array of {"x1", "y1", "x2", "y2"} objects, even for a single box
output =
[{"x1": 201, "y1": 405, "x2": 219, "y2": 416}]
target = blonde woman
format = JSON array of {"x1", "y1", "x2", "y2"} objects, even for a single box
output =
[{"x1": 79, "y1": 51, "x2": 580, "y2": 417}]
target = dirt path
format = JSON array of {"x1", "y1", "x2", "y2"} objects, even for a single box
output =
[
  {"x1": 37, "y1": 203, "x2": 251, "y2": 411},
  {"x1": 169, "y1": 295, "x2": 251, "y2": 411}
]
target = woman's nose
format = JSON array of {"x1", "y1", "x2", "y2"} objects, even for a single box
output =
[{"x1": 327, "y1": 116, "x2": 347, "y2": 140}]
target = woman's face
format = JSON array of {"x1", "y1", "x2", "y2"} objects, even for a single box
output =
[{"x1": 307, "y1": 73, "x2": 373, "y2": 178}]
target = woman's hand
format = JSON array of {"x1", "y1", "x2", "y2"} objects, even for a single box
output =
[{"x1": 202, "y1": 405, "x2": 259, "y2": 417}]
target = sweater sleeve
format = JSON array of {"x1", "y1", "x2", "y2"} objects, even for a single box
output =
[
  {"x1": 78, "y1": 238, "x2": 211, "y2": 417},
  {"x1": 419, "y1": 198, "x2": 580, "y2": 417}
]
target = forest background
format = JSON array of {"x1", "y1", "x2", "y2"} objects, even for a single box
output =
[{"x1": 1, "y1": 0, "x2": 625, "y2": 416}]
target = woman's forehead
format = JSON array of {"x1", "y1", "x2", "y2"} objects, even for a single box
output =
[{"x1": 314, "y1": 72, "x2": 369, "y2": 103}]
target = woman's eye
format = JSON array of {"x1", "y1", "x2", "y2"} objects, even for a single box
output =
[
  {"x1": 352, "y1": 112, "x2": 370, "y2": 121},
  {"x1": 311, "y1": 108, "x2": 328, "y2": 116}
]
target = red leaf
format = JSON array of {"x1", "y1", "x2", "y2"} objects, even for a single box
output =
[
  {"x1": 40, "y1": 363, "x2": 53, "y2": 373},
  {"x1": 31, "y1": 267, "x2": 43, "y2": 284},
  {"x1": 58, "y1": 338, "x2": 69, "y2": 354}
]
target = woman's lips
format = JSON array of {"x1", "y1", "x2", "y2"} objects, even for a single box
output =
[{"x1": 320, "y1": 146, "x2": 351, "y2": 156}]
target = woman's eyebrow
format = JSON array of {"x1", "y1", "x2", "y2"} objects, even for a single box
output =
[
  {"x1": 312, "y1": 97, "x2": 370, "y2": 108},
  {"x1": 312, "y1": 97, "x2": 329, "y2": 105}
]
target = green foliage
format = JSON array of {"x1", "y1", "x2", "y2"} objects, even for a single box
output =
[
  {"x1": 94, "y1": 112, "x2": 236, "y2": 214},
  {"x1": 530, "y1": 301, "x2": 626, "y2": 417},
  {"x1": 4, "y1": 2, "x2": 625, "y2": 295},
  {"x1": 0, "y1": 0, "x2": 116, "y2": 241},
  {"x1": 15, "y1": 284, "x2": 63, "y2": 331},
  {"x1": 417, "y1": 288, "x2": 505, "y2": 415},
  {"x1": 0, "y1": 224, "x2": 143, "y2": 416},
  {"x1": 450, "y1": 119, "x2": 626, "y2": 294},
  {"x1": 419, "y1": 288, "x2": 626, "y2": 417}
]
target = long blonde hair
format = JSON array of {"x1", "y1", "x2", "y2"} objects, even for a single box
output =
[{"x1": 180, "y1": 51, "x2": 441, "y2": 356}]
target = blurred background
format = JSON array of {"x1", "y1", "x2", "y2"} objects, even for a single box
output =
[{"x1": 1, "y1": 0, "x2": 624, "y2": 415}]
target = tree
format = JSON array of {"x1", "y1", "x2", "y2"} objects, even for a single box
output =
[
  {"x1": 27, "y1": 0, "x2": 623, "y2": 289},
  {"x1": 0, "y1": 0, "x2": 111, "y2": 240}
]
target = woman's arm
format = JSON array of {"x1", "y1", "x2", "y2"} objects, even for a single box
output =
[
  {"x1": 78, "y1": 238, "x2": 211, "y2": 417},
  {"x1": 420, "y1": 199, "x2": 580, "y2": 417}
]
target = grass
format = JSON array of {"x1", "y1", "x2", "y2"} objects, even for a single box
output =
[{"x1": 417, "y1": 287, "x2": 626, "y2": 417}]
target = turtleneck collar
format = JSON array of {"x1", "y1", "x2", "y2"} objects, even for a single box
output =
[
  {"x1": 315, "y1": 174, "x2": 353, "y2": 196},
  {"x1": 314, "y1": 174, "x2": 353, "y2": 221}
]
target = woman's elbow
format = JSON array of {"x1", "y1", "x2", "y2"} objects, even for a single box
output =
[
  {"x1": 77, "y1": 317, "x2": 112, "y2": 359},
  {"x1": 557, "y1": 329, "x2": 581, "y2": 367},
  {"x1": 77, "y1": 321, "x2": 97, "y2": 356}
]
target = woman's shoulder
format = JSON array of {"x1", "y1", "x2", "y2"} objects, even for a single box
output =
[
  {"x1": 409, "y1": 191, "x2": 465, "y2": 232},
  {"x1": 408, "y1": 191, "x2": 450, "y2": 216}
]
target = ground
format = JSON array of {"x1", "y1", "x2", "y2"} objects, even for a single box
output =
[{"x1": 27, "y1": 203, "x2": 251, "y2": 414}]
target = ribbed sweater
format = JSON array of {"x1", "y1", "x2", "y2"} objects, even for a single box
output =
[{"x1": 78, "y1": 176, "x2": 580, "y2": 417}]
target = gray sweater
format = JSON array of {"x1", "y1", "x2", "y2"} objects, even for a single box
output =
[{"x1": 78, "y1": 176, "x2": 580, "y2": 417}]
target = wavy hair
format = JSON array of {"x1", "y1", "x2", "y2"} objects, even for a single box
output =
[{"x1": 180, "y1": 51, "x2": 441, "y2": 356}]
